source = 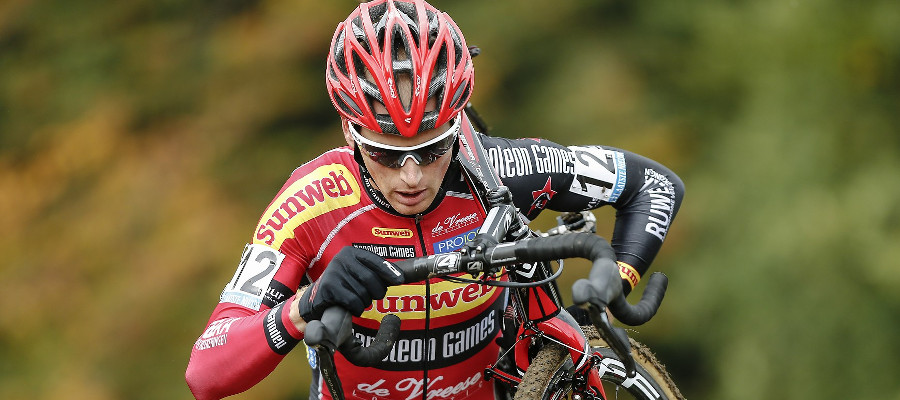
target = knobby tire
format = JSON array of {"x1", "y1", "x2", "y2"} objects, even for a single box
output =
[{"x1": 513, "y1": 326, "x2": 684, "y2": 400}]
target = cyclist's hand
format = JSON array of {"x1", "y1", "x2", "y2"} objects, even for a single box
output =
[{"x1": 299, "y1": 247, "x2": 405, "y2": 322}]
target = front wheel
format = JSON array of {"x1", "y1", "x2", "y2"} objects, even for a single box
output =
[{"x1": 514, "y1": 326, "x2": 684, "y2": 400}]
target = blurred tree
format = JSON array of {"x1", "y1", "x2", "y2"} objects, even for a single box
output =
[{"x1": 0, "y1": 0, "x2": 898, "y2": 399}]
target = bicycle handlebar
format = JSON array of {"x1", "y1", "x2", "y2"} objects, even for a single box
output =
[{"x1": 304, "y1": 233, "x2": 668, "y2": 368}]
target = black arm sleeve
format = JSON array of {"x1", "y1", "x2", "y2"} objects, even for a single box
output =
[{"x1": 479, "y1": 135, "x2": 684, "y2": 290}]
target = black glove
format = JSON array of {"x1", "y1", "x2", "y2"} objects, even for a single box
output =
[
  {"x1": 459, "y1": 233, "x2": 498, "y2": 255},
  {"x1": 299, "y1": 247, "x2": 405, "y2": 322},
  {"x1": 459, "y1": 233, "x2": 499, "y2": 277}
]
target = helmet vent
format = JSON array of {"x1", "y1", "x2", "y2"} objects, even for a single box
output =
[
  {"x1": 331, "y1": 30, "x2": 348, "y2": 76},
  {"x1": 336, "y1": 91, "x2": 362, "y2": 116},
  {"x1": 451, "y1": 82, "x2": 470, "y2": 110}
]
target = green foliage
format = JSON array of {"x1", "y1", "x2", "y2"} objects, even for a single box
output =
[{"x1": 1, "y1": 0, "x2": 898, "y2": 398}]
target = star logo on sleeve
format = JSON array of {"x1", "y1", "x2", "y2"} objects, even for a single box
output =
[{"x1": 528, "y1": 177, "x2": 557, "y2": 215}]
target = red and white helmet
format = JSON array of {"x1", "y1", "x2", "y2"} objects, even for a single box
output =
[{"x1": 326, "y1": 0, "x2": 474, "y2": 138}]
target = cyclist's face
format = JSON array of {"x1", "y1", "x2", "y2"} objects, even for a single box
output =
[{"x1": 354, "y1": 120, "x2": 454, "y2": 215}]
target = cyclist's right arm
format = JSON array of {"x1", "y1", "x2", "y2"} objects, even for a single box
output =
[{"x1": 185, "y1": 242, "x2": 308, "y2": 400}]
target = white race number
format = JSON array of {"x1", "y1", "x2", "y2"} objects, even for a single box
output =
[
  {"x1": 567, "y1": 146, "x2": 626, "y2": 203},
  {"x1": 220, "y1": 243, "x2": 286, "y2": 310}
]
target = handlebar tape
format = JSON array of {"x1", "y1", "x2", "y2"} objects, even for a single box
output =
[
  {"x1": 609, "y1": 272, "x2": 668, "y2": 326},
  {"x1": 340, "y1": 314, "x2": 401, "y2": 367},
  {"x1": 304, "y1": 307, "x2": 402, "y2": 367},
  {"x1": 515, "y1": 232, "x2": 616, "y2": 265},
  {"x1": 519, "y1": 234, "x2": 625, "y2": 309},
  {"x1": 525, "y1": 234, "x2": 667, "y2": 326}
]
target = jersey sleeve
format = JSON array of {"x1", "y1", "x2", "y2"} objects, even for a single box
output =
[
  {"x1": 480, "y1": 135, "x2": 684, "y2": 293},
  {"x1": 185, "y1": 243, "x2": 308, "y2": 399}
]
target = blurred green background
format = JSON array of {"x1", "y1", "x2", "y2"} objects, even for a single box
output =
[{"x1": 2, "y1": 0, "x2": 899, "y2": 399}]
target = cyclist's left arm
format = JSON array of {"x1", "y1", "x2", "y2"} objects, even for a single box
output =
[{"x1": 479, "y1": 135, "x2": 685, "y2": 293}]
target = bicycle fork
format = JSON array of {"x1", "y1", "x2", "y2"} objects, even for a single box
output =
[{"x1": 492, "y1": 307, "x2": 610, "y2": 399}]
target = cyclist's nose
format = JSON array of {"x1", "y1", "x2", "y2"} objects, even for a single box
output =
[{"x1": 398, "y1": 158, "x2": 423, "y2": 186}]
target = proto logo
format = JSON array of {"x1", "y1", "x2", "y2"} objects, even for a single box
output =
[{"x1": 433, "y1": 228, "x2": 478, "y2": 254}]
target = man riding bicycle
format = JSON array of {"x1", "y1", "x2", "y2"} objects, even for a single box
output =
[{"x1": 185, "y1": 1, "x2": 684, "y2": 399}]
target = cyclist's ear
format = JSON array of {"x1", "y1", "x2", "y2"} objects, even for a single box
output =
[{"x1": 340, "y1": 117, "x2": 353, "y2": 147}]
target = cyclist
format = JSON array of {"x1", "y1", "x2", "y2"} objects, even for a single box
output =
[{"x1": 185, "y1": 0, "x2": 684, "y2": 399}]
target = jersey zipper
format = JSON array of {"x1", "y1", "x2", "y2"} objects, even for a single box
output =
[
  {"x1": 413, "y1": 213, "x2": 427, "y2": 254},
  {"x1": 413, "y1": 213, "x2": 430, "y2": 400}
]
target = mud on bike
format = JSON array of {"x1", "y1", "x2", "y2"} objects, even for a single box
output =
[{"x1": 304, "y1": 207, "x2": 684, "y2": 400}]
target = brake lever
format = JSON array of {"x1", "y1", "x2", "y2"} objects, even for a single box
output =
[
  {"x1": 584, "y1": 303, "x2": 637, "y2": 378},
  {"x1": 304, "y1": 307, "x2": 354, "y2": 400},
  {"x1": 313, "y1": 346, "x2": 344, "y2": 399}
]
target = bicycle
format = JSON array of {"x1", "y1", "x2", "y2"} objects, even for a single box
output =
[{"x1": 304, "y1": 43, "x2": 682, "y2": 400}]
